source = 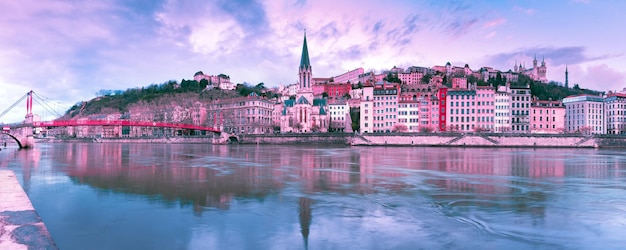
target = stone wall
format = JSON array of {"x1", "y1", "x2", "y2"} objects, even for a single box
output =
[
  {"x1": 352, "y1": 133, "x2": 598, "y2": 148},
  {"x1": 239, "y1": 133, "x2": 351, "y2": 145}
]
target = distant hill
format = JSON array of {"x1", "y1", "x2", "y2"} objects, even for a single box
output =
[{"x1": 479, "y1": 73, "x2": 602, "y2": 100}]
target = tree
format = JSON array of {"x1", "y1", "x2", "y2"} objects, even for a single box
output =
[
  {"x1": 421, "y1": 74, "x2": 432, "y2": 84},
  {"x1": 321, "y1": 92, "x2": 329, "y2": 98},
  {"x1": 199, "y1": 79, "x2": 209, "y2": 89},
  {"x1": 392, "y1": 123, "x2": 408, "y2": 133},
  {"x1": 255, "y1": 82, "x2": 265, "y2": 90},
  {"x1": 343, "y1": 93, "x2": 351, "y2": 99},
  {"x1": 383, "y1": 72, "x2": 401, "y2": 83},
  {"x1": 419, "y1": 126, "x2": 433, "y2": 133}
]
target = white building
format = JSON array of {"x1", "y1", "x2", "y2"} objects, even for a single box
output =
[
  {"x1": 563, "y1": 94, "x2": 605, "y2": 134},
  {"x1": 359, "y1": 84, "x2": 374, "y2": 133},
  {"x1": 328, "y1": 100, "x2": 350, "y2": 132},
  {"x1": 494, "y1": 85, "x2": 511, "y2": 133},
  {"x1": 510, "y1": 85, "x2": 531, "y2": 133},
  {"x1": 371, "y1": 82, "x2": 399, "y2": 133},
  {"x1": 605, "y1": 93, "x2": 626, "y2": 134},
  {"x1": 398, "y1": 100, "x2": 420, "y2": 132}
]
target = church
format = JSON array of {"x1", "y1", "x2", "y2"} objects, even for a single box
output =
[
  {"x1": 280, "y1": 32, "x2": 329, "y2": 133},
  {"x1": 514, "y1": 55, "x2": 548, "y2": 83}
]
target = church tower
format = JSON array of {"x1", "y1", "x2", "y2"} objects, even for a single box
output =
[{"x1": 299, "y1": 31, "x2": 312, "y2": 90}]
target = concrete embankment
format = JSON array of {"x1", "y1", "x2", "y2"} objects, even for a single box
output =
[
  {"x1": 351, "y1": 133, "x2": 598, "y2": 148},
  {"x1": 238, "y1": 133, "x2": 351, "y2": 144},
  {"x1": 95, "y1": 136, "x2": 215, "y2": 144},
  {"x1": 0, "y1": 170, "x2": 57, "y2": 249}
]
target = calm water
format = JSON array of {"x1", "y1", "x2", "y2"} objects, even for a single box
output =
[{"x1": 1, "y1": 142, "x2": 626, "y2": 249}]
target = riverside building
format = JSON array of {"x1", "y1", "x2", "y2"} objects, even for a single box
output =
[
  {"x1": 563, "y1": 94, "x2": 605, "y2": 134},
  {"x1": 604, "y1": 93, "x2": 626, "y2": 134},
  {"x1": 510, "y1": 85, "x2": 531, "y2": 133},
  {"x1": 530, "y1": 100, "x2": 565, "y2": 134}
]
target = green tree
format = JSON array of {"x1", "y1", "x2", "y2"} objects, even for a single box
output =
[
  {"x1": 199, "y1": 79, "x2": 209, "y2": 89},
  {"x1": 383, "y1": 72, "x2": 401, "y2": 83},
  {"x1": 421, "y1": 74, "x2": 432, "y2": 84}
]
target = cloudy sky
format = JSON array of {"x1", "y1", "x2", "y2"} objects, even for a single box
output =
[{"x1": 1, "y1": 0, "x2": 624, "y2": 122}]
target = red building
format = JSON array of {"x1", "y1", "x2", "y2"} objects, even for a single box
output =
[{"x1": 438, "y1": 88, "x2": 448, "y2": 131}]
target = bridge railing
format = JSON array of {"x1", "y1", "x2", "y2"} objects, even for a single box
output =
[{"x1": 30, "y1": 120, "x2": 220, "y2": 132}]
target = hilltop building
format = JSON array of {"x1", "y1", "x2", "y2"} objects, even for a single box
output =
[
  {"x1": 280, "y1": 32, "x2": 329, "y2": 133},
  {"x1": 193, "y1": 71, "x2": 235, "y2": 90},
  {"x1": 514, "y1": 55, "x2": 548, "y2": 83}
]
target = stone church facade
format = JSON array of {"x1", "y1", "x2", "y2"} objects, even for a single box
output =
[{"x1": 280, "y1": 32, "x2": 329, "y2": 133}]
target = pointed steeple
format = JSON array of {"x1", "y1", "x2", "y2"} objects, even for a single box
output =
[{"x1": 300, "y1": 30, "x2": 311, "y2": 69}]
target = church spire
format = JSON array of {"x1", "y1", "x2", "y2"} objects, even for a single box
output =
[{"x1": 300, "y1": 30, "x2": 311, "y2": 69}]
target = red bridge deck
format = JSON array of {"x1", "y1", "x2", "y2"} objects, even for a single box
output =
[{"x1": 31, "y1": 120, "x2": 220, "y2": 132}]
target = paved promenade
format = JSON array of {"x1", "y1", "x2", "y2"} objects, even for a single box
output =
[{"x1": 0, "y1": 170, "x2": 57, "y2": 249}]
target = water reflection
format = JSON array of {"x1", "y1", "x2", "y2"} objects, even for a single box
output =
[{"x1": 1, "y1": 144, "x2": 626, "y2": 249}]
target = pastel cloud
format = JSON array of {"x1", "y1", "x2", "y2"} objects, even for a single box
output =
[{"x1": 0, "y1": 0, "x2": 624, "y2": 122}]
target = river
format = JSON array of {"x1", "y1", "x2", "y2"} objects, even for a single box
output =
[{"x1": 1, "y1": 143, "x2": 625, "y2": 249}]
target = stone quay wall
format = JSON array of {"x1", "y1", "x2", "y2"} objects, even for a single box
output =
[
  {"x1": 238, "y1": 133, "x2": 352, "y2": 145},
  {"x1": 0, "y1": 170, "x2": 57, "y2": 249},
  {"x1": 351, "y1": 133, "x2": 598, "y2": 148}
]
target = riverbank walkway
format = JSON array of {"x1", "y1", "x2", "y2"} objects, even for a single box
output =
[{"x1": 0, "y1": 170, "x2": 57, "y2": 249}]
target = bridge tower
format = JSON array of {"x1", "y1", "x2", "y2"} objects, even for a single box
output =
[{"x1": 21, "y1": 90, "x2": 35, "y2": 148}]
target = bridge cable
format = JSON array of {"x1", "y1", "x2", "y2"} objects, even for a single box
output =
[
  {"x1": 0, "y1": 92, "x2": 29, "y2": 120},
  {"x1": 32, "y1": 92, "x2": 72, "y2": 110},
  {"x1": 32, "y1": 98, "x2": 61, "y2": 121},
  {"x1": 32, "y1": 92, "x2": 63, "y2": 118}
]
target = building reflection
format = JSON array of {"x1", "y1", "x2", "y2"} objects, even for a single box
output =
[{"x1": 3, "y1": 143, "x2": 626, "y2": 244}]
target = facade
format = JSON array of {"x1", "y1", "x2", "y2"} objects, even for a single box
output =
[
  {"x1": 605, "y1": 93, "x2": 626, "y2": 134},
  {"x1": 320, "y1": 83, "x2": 352, "y2": 99},
  {"x1": 280, "y1": 32, "x2": 329, "y2": 133},
  {"x1": 371, "y1": 82, "x2": 400, "y2": 133},
  {"x1": 563, "y1": 95, "x2": 605, "y2": 134},
  {"x1": 328, "y1": 100, "x2": 350, "y2": 132},
  {"x1": 446, "y1": 89, "x2": 476, "y2": 132},
  {"x1": 207, "y1": 96, "x2": 274, "y2": 134},
  {"x1": 494, "y1": 85, "x2": 511, "y2": 133},
  {"x1": 530, "y1": 100, "x2": 565, "y2": 133},
  {"x1": 398, "y1": 100, "x2": 420, "y2": 132},
  {"x1": 475, "y1": 86, "x2": 495, "y2": 132},
  {"x1": 359, "y1": 84, "x2": 374, "y2": 133},
  {"x1": 334, "y1": 68, "x2": 364, "y2": 83},
  {"x1": 510, "y1": 85, "x2": 531, "y2": 133}
]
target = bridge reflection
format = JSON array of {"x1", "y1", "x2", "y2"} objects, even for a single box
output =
[
  {"x1": 3, "y1": 144, "x2": 625, "y2": 246},
  {"x1": 4, "y1": 145, "x2": 623, "y2": 211}
]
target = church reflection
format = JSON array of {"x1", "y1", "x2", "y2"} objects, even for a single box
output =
[{"x1": 2, "y1": 143, "x2": 626, "y2": 248}]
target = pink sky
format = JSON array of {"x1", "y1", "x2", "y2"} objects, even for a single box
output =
[{"x1": 1, "y1": 0, "x2": 624, "y2": 122}]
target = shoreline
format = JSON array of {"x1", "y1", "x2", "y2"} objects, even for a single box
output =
[{"x1": 29, "y1": 133, "x2": 626, "y2": 148}]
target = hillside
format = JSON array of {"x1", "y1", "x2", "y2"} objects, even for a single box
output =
[{"x1": 62, "y1": 80, "x2": 274, "y2": 120}]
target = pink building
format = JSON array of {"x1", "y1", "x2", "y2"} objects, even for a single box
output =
[
  {"x1": 475, "y1": 86, "x2": 495, "y2": 132},
  {"x1": 530, "y1": 100, "x2": 565, "y2": 133},
  {"x1": 372, "y1": 82, "x2": 400, "y2": 133},
  {"x1": 451, "y1": 77, "x2": 467, "y2": 89},
  {"x1": 446, "y1": 89, "x2": 476, "y2": 132},
  {"x1": 334, "y1": 68, "x2": 364, "y2": 83}
]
